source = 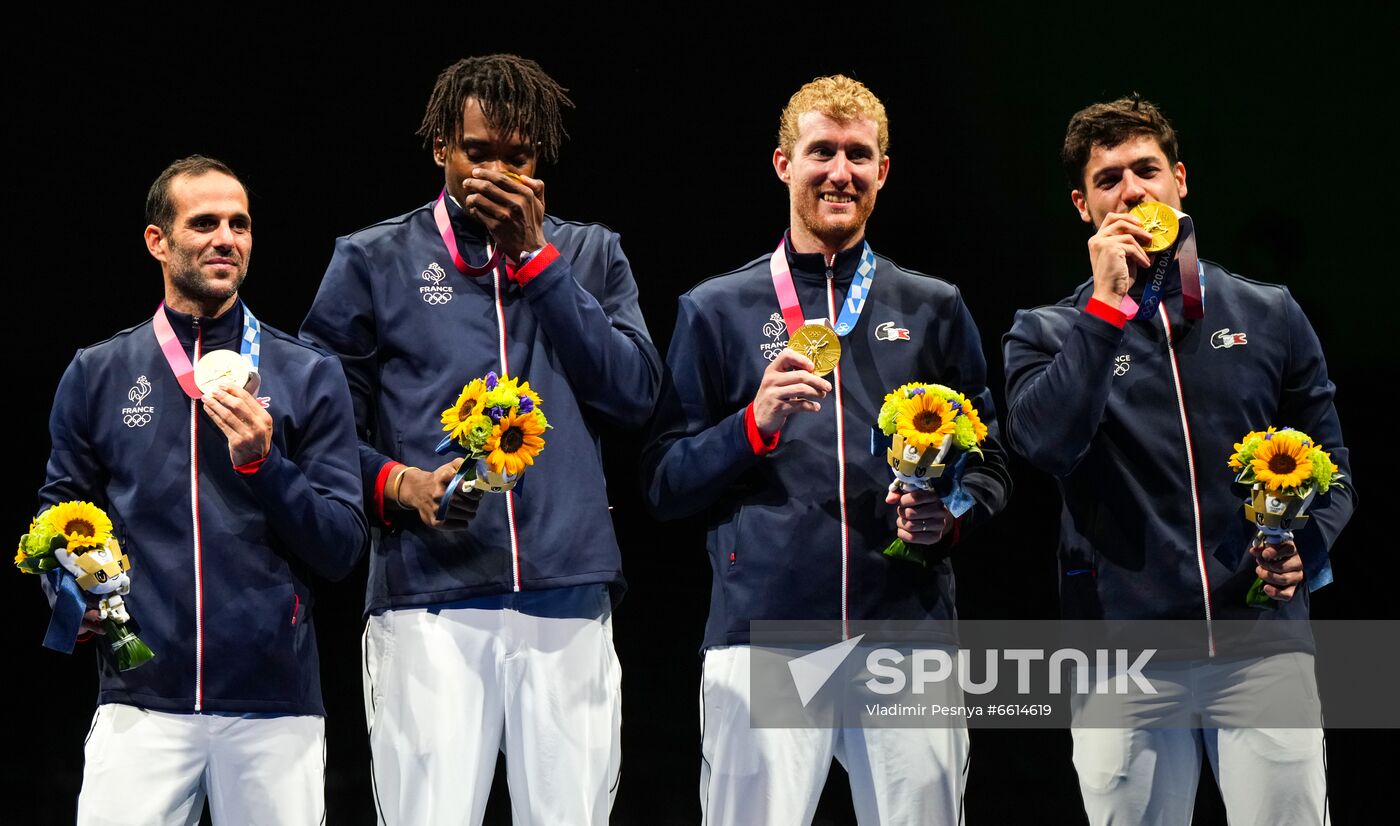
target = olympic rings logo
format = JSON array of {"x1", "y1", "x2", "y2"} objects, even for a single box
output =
[
  {"x1": 422, "y1": 292, "x2": 453, "y2": 305},
  {"x1": 123, "y1": 413, "x2": 152, "y2": 428}
]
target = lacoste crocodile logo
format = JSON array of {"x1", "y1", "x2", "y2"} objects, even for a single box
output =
[
  {"x1": 875, "y1": 322, "x2": 910, "y2": 342},
  {"x1": 1211, "y1": 328, "x2": 1248, "y2": 349}
]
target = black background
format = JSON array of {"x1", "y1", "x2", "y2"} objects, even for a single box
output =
[{"x1": 6, "y1": 7, "x2": 1393, "y2": 824}]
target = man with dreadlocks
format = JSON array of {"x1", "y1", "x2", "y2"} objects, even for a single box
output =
[{"x1": 301, "y1": 55, "x2": 659, "y2": 824}]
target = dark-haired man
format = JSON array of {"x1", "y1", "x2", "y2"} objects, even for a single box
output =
[
  {"x1": 1003, "y1": 97, "x2": 1353, "y2": 823},
  {"x1": 38, "y1": 155, "x2": 367, "y2": 823},
  {"x1": 301, "y1": 55, "x2": 659, "y2": 824},
  {"x1": 644, "y1": 75, "x2": 1009, "y2": 825}
]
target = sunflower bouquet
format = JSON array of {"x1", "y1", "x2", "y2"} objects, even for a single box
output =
[
  {"x1": 433, "y1": 372, "x2": 548, "y2": 519},
  {"x1": 15, "y1": 501, "x2": 154, "y2": 671},
  {"x1": 1227, "y1": 427, "x2": 1343, "y2": 609},
  {"x1": 875, "y1": 383, "x2": 988, "y2": 565}
]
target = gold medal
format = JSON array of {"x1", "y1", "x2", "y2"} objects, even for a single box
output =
[
  {"x1": 194, "y1": 350, "x2": 254, "y2": 395},
  {"x1": 788, "y1": 323, "x2": 842, "y2": 376},
  {"x1": 1130, "y1": 201, "x2": 1180, "y2": 253}
]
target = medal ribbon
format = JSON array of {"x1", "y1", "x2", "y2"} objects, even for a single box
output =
[
  {"x1": 769, "y1": 236, "x2": 877, "y2": 335},
  {"x1": 434, "y1": 188, "x2": 503, "y2": 276},
  {"x1": 1118, "y1": 212, "x2": 1204, "y2": 321},
  {"x1": 151, "y1": 301, "x2": 262, "y2": 400},
  {"x1": 1177, "y1": 216, "x2": 1203, "y2": 319}
]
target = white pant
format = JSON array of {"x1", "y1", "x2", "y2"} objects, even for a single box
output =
[
  {"x1": 77, "y1": 703, "x2": 324, "y2": 826},
  {"x1": 1071, "y1": 653, "x2": 1330, "y2": 825},
  {"x1": 363, "y1": 585, "x2": 621, "y2": 825},
  {"x1": 700, "y1": 645, "x2": 969, "y2": 826}
]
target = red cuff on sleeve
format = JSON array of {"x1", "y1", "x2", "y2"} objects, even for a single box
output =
[
  {"x1": 509, "y1": 243, "x2": 560, "y2": 287},
  {"x1": 374, "y1": 461, "x2": 405, "y2": 526},
  {"x1": 947, "y1": 513, "x2": 964, "y2": 547},
  {"x1": 744, "y1": 403, "x2": 781, "y2": 456},
  {"x1": 1084, "y1": 297, "x2": 1128, "y2": 329},
  {"x1": 233, "y1": 455, "x2": 267, "y2": 475}
]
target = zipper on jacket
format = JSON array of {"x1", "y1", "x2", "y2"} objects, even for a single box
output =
[
  {"x1": 190, "y1": 322, "x2": 206, "y2": 709},
  {"x1": 1159, "y1": 305, "x2": 1215, "y2": 657},
  {"x1": 490, "y1": 245, "x2": 523, "y2": 592},
  {"x1": 826, "y1": 259, "x2": 850, "y2": 641}
]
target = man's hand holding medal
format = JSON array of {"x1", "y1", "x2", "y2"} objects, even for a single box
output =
[
  {"x1": 1087, "y1": 199, "x2": 1203, "y2": 322},
  {"x1": 1088, "y1": 208, "x2": 1157, "y2": 306},
  {"x1": 752, "y1": 348, "x2": 832, "y2": 439},
  {"x1": 195, "y1": 352, "x2": 271, "y2": 468}
]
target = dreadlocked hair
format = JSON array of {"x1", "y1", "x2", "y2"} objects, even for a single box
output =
[{"x1": 417, "y1": 55, "x2": 573, "y2": 164}]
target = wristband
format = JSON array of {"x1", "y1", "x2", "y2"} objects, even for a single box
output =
[{"x1": 388, "y1": 466, "x2": 411, "y2": 507}]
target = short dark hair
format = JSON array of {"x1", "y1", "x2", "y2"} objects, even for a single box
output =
[
  {"x1": 1061, "y1": 94, "x2": 1180, "y2": 190},
  {"x1": 417, "y1": 54, "x2": 573, "y2": 164},
  {"x1": 145, "y1": 155, "x2": 242, "y2": 233}
]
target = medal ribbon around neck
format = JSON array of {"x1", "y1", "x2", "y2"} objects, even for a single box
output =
[
  {"x1": 769, "y1": 236, "x2": 877, "y2": 337},
  {"x1": 1118, "y1": 207, "x2": 1204, "y2": 321},
  {"x1": 434, "y1": 188, "x2": 503, "y2": 277},
  {"x1": 152, "y1": 300, "x2": 261, "y2": 400}
]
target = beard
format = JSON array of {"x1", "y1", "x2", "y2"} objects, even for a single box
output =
[
  {"x1": 167, "y1": 240, "x2": 248, "y2": 309},
  {"x1": 793, "y1": 191, "x2": 877, "y2": 251}
]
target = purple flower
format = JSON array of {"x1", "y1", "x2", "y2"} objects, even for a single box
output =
[
  {"x1": 485, "y1": 372, "x2": 499, "y2": 390},
  {"x1": 949, "y1": 400, "x2": 962, "y2": 412},
  {"x1": 519, "y1": 396, "x2": 534, "y2": 414},
  {"x1": 910, "y1": 387, "x2": 926, "y2": 396},
  {"x1": 488, "y1": 406, "x2": 504, "y2": 423}
]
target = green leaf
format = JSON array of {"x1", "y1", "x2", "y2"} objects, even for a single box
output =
[{"x1": 881, "y1": 538, "x2": 928, "y2": 567}]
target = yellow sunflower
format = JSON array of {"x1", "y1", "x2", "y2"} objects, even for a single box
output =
[
  {"x1": 895, "y1": 393, "x2": 958, "y2": 451},
  {"x1": 484, "y1": 411, "x2": 547, "y2": 476},
  {"x1": 1230, "y1": 428, "x2": 1275, "y2": 470},
  {"x1": 42, "y1": 501, "x2": 113, "y2": 550},
  {"x1": 441, "y1": 379, "x2": 488, "y2": 440},
  {"x1": 956, "y1": 395, "x2": 989, "y2": 444},
  {"x1": 1251, "y1": 432, "x2": 1314, "y2": 491}
]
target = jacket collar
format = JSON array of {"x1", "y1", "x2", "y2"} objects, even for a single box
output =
[
  {"x1": 162, "y1": 302, "x2": 243, "y2": 352},
  {"x1": 783, "y1": 231, "x2": 866, "y2": 284}
]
